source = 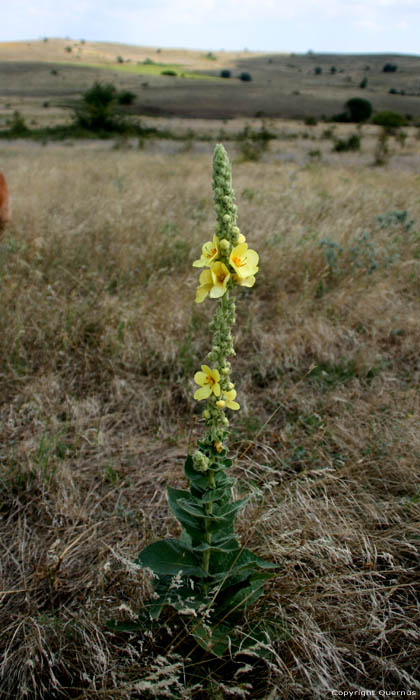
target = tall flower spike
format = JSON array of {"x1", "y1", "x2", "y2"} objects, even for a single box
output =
[{"x1": 135, "y1": 145, "x2": 276, "y2": 662}]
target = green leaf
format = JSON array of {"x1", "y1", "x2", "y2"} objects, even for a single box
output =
[
  {"x1": 177, "y1": 497, "x2": 208, "y2": 519},
  {"x1": 200, "y1": 486, "x2": 231, "y2": 504},
  {"x1": 136, "y1": 538, "x2": 205, "y2": 577},
  {"x1": 191, "y1": 621, "x2": 234, "y2": 657},
  {"x1": 213, "y1": 574, "x2": 267, "y2": 616},
  {"x1": 194, "y1": 536, "x2": 240, "y2": 553},
  {"x1": 183, "y1": 455, "x2": 209, "y2": 492},
  {"x1": 106, "y1": 619, "x2": 144, "y2": 633},
  {"x1": 210, "y1": 547, "x2": 278, "y2": 581},
  {"x1": 167, "y1": 487, "x2": 205, "y2": 541}
]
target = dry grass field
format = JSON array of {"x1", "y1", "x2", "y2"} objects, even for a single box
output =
[{"x1": 1, "y1": 129, "x2": 420, "y2": 698}]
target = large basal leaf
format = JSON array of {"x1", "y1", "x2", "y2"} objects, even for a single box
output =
[
  {"x1": 136, "y1": 538, "x2": 205, "y2": 578},
  {"x1": 191, "y1": 621, "x2": 235, "y2": 658},
  {"x1": 212, "y1": 574, "x2": 268, "y2": 616},
  {"x1": 194, "y1": 535, "x2": 240, "y2": 554}
]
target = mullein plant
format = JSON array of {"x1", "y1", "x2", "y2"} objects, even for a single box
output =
[{"x1": 135, "y1": 145, "x2": 277, "y2": 657}]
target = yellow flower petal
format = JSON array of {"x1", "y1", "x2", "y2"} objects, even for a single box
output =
[
  {"x1": 235, "y1": 274, "x2": 256, "y2": 288},
  {"x1": 194, "y1": 371, "x2": 208, "y2": 386},
  {"x1": 209, "y1": 261, "x2": 230, "y2": 298},
  {"x1": 192, "y1": 235, "x2": 220, "y2": 268},
  {"x1": 195, "y1": 269, "x2": 213, "y2": 303},
  {"x1": 224, "y1": 389, "x2": 240, "y2": 410},
  {"x1": 194, "y1": 385, "x2": 212, "y2": 400},
  {"x1": 229, "y1": 243, "x2": 259, "y2": 279}
]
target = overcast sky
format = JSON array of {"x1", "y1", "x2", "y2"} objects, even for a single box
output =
[{"x1": 2, "y1": 0, "x2": 420, "y2": 54}]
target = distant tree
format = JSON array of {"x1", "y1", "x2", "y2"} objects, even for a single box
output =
[
  {"x1": 116, "y1": 56, "x2": 124, "y2": 63},
  {"x1": 383, "y1": 63, "x2": 397, "y2": 73},
  {"x1": 65, "y1": 46, "x2": 72, "y2": 53},
  {"x1": 314, "y1": 66, "x2": 322, "y2": 75},
  {"x1": 73, "y1": 82, "x2": 119, "y2": 131},
  {"x1": 117, "y1": 90, "x2": 136, "y2": 105},
  {"x1": 330, "y1": 66, "x2": 337, "y2": 74},
  {"x1": 345, "y1": 97, "x2": 372, "y2": 123},
  {"x1": 359, "y1": 77, "x2": 368, "y2": 89},
  {"x1": 239, "y1": 72, "x2": 252, "y2": 82},
  {"x1": 220, "y1": 69, "x2": 231, "y2": 78}
]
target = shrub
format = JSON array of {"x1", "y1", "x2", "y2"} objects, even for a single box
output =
[
  {"x1": 314, "y1": 66, "x2": 322, "y2": 75},
  {"x1": 143, "y1": 58, "x2": 155, "y2": 65},
  {"x1": 116, "y1": 56, "x2": 124, "y2": 63},
  {"x1": 161, "y1": 70, "x2": 177, "y2": 76},
  {"x1": 359, "y1": 77, "x2": 368, "y2": 89},
  {"x1": 237, "y1": 124, "x2": 273, "y2": 161},
  {"x1": 220, "y1": 69, "x2": 231, "y2": 78},
  {"x1": 305, "y1": 116, "x2": 317, "y2": 126},
  {"x1": 72, "y1": 81, "x2": 119, "y2": 131},
  {"x1": 332, "y1": 112, "x2": 350, "y2": 123},
  {"x1": 7, "y1": 110, "x2": 29, "y2": 136},
  {"x1": 239, "y1": 72, "x2": 252, "y2": 82},
  {"x1": 117, "y1": 90, "x2": 136, "y2": 105},
  {"x1": 346, "y1": 97, "x2": 372, "y2": 123},
  {"x1": 65, "y1": 46, "x2": 72, "y2": 53},
  {"x1": 372, "y1": 111, "x2": 408, "y2": 129},
  {"x1": 383, "y1": 63, "x2": 397, "y2": 73},
  {"x1": 333, "y1": 133, "x2": 361, "y2": 152},
  {"x1": 374, "y1": 129, "x2": 390, "y2": 166},
  {"x1": 330, "y1": 66, "x2": 337, "y2": 74}
]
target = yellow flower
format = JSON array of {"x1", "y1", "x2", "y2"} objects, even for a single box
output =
[
  {"x1": 224, "y1": 389, "x2": 240, "y2": 410},
  {"x1": 195, "y1": 261, "x2": 230, "y2": 303},
  {"x1": 229, "y1": 243, "x2": 259, "y2": 279},
  {"x1": 209, "y1": 262, "x2": 230, "y2": 298},
  {"x1": 195, "y1": 269, "x2": 213, "y2": 303},
  {"x1": 233, "y1": 273, "x2": 256, "y2": 289},
  {"x1": 193, "y1": 235, "x2": 220, "y2": 268},
  {"x1": 194, "y1": 365, "x2": 221, "y2": 400}
]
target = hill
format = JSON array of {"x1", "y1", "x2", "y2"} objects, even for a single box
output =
[{"x1": 0, "y1": 38, "x2": 420, "y2": 123}]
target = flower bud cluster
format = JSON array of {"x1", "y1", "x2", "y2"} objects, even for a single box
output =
[
  {"x1": 192, "y1": 450, "x2": 210, "y2": 473},
  {"x1": 192, "y1": 144, "x2": 258, "y2": 448}
]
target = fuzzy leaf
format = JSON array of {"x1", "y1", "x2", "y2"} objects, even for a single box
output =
[
  {"x1": 194, "y1": 536, "x2": 240, "y2": 553},
  {"x1": 210, "y1": 547, "x2": 278, "y2": 580},
  {"x1": 136, "y1": 538, "x2": 205, "y2": 577},
  {"x1": 191, "y1": 621, "x2": 234, "y2": 657},
  {"x1": 167, "y1": 487, "x2": 205, "y2": 541}
]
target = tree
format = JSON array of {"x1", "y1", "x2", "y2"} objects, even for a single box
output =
[
  {"x1": 345, "y1": 97, "x2": 372, "y2": 123},
  {"x1": 73, "y1": 82, "x2": 119, "y2": 131}
]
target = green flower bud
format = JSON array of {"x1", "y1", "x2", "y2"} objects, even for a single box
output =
[
  {"x1": 219, "y1": 239, "x2": 230, "y2": 251},
  {"x1": 192, "y1": 450, "x2": 210, "y2": 473}
]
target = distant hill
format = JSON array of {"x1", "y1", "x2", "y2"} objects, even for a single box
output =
[{"x1": 1, "y1": 38, "x2": 419, "y2": 121}]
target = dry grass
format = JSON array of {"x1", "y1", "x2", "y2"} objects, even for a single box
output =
[{"x1": 1, "y1": 133, "x2": 419, "y2": 698}]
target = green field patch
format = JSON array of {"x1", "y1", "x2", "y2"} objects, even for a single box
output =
[{"x1": 78, "y1": 61, "x2": 221, "y2": 81}]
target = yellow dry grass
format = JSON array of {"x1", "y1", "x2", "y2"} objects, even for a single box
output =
[{"x1": 0, "y1": 132, "x2": 419, "y2": 698}]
